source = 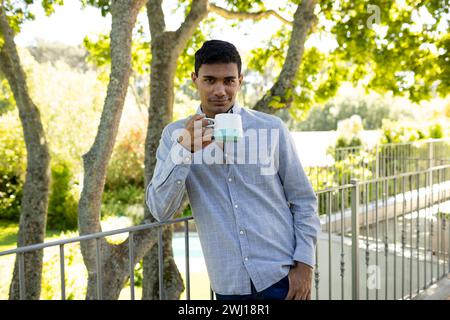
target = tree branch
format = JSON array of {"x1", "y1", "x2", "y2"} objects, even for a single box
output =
[
  {"x1": 174, "y1": 0, "x2": 208, "y2": 47},
  {"x1": 147, "y1": 0, "x2": 166, "y2": 39},
  {"x1": 208, "y1": 3, "x2": 292, "y2": 26},
  {"x1": 253, "y1": 0, "x2": 316, "y2": 114}
]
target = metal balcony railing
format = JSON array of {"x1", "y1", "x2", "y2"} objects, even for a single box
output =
[{"x1": 1, "y1": 165, "x2": 449, "y2": 300}]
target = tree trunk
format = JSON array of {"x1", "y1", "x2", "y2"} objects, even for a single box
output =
[
  {"x1": 77, "y1": 0, "x2": 151, "y2": 300},
  {"x1": 142, "y1": 0, "x2": 208, "y2": 300},
  {"x1": 142, "y1": 223, "x2": 186, "y2": 299},
  {"x1": 253, "y1": 0, "x2": 317, "y2": 114},
  {"x1": 0, "y1": 7, "x2": 51, "y2": 300}
]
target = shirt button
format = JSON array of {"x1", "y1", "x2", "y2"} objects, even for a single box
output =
[
  {"x1": 244, "y1": 257, "x2": 249, "y2": 261},
  {"x1": 234, "y1": 204, "x2": 238, "y2": 209},
  {"x1": 176, "y1": 180, "x2": 182, "y2": 185},
  {"x1": 239, "y1": 230, "x2": 244, "y2": 235},
  {"x1": 184, "y1": 157, "x2": 190, "y2": 162},
  {"x1": 228, "y1": 178, "x2": 232, "y2": 182}
]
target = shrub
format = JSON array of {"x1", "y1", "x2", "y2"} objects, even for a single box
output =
[
  {"x1": 106, "y1": 127, "x2": 145, "y2": 191},
  {"x1": 101, "y1": 185, "x2": 144, "y2": 224},
  {"x1": 47, "y1": 160, "x2": 79, "y2": 231},
  {"x1": 0, "y1": 112, "x2": 25, "y2": 221},
  {"x1": 429, "y1": 123, "x2": 444, "y2": 139}
]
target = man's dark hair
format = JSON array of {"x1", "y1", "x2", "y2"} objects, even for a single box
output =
[{"x1": 194, "y1": 40, "x2": 242, "y2": 75}]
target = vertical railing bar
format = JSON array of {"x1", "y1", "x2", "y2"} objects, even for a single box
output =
[
  {"x1": 444, "y1": 168, "x2": 450, "y2": 273},
  {"x1": 416, "y1": 172, "x2": 420, "y2": 295},
  {"x1": 393, "y1": 177, "x2": 397, "y2": 300},
  {"x1": 128, "y1": 232, "x2": 135, "y2": 300},
  {"x1": 384, "y1": 178, "x2": 389, "y2": 300},
  {"x1": 59, "y1": 244, "x2": 66, "y2": 300},
  {"x1": 430, "y1": 170, "x2": 434, "y2": 286},
  {"x1": 315, "y1": 192, "x2": 320, "y2": 301},
  {"x1": 340, "y1": 188, "x2": 345, "y2": 300},
  {"x1": 401, "y1": 175, "x2": 406, "y2": 300},
  {"x1": 424, "y1": 171, "x2": 428, "y2": 290},
  {"x1": 315, "y1": 243, "x2": 320, "y2": 300},
  {"x1": 18, "y1": 252, "x2": 25, "y2": 300},
  {"x1": 365, "y1": 183, "x2": 370, "y2": 300},
  {"x1": 158, "y1": 227, "x2": 164, "y2": 300},
  {"x1": 328, "y1": 191, "x2": 332, "y2": 300},
  {"x1": 375, "y1": 179, "x2": 379, "y2": 300},
  {"x1": 95, "y1": 238, "x2": 102, "y2": 300},
  {"x1": 184, "y1": 220, "x2": 191, "y2": 300},
  {"x1": 409, "y1": 175, "x2": 413, "y2": 299},
  {"x1": 437, "y1": 169, "x2": 441, "y2": 279},
  {"x1": 443, "y1": 167, "x2": 446, "y2": 276},
  {"x1": 351, "y1": 179, "x2": 360, "y2": 300}
]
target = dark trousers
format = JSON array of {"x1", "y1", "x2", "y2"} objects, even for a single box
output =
[{"x1": 215, "y1": 275, "x2": 289, "y2": 300}]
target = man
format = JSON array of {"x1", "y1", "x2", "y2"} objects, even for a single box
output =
[{"x1": 146, "y1": 40, "x2": 320, "y2": 300}]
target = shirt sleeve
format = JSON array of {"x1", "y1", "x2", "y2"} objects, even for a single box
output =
[
  {"x1": 276, "y1": 119, "x2": 321, "y2": 268},
  {"x1": 145, "y1": 125, "x2": 193, "y2": 222}
]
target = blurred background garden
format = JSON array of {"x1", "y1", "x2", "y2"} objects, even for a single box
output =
[{"x1": 0, "y1": 0, "x2": 449, "y2": 300}]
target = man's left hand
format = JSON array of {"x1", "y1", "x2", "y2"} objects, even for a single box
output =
[{"x1": 285, "y1": 261, "x2": 313, "y2": 300}]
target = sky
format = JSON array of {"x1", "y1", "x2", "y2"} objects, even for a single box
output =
[
  {"x1": 14, "y1": 1, "x2": 338, "y2": 57},
  {"x1": 15, "y1": 1, "x2": 111, "y2": 47}
]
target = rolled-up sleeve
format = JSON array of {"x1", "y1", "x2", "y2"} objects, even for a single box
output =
[
  {"x1": 276, "y1": 120, "x2": 321, "y2": 268},
  {"x1": 145, "y1": 125, "x2": 192, "y2": 222}
]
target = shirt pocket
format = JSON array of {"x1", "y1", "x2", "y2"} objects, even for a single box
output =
[
  {"x1": 235, "y1": 142, "x2": 276, "y2": 184},
  {"x1": 239, "y1": 164, "x2": 266, "y2": 184}
]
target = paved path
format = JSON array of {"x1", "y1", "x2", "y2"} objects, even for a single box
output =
[{"x1": 413, "y1": 275, "x2": 450, "y2": 300}]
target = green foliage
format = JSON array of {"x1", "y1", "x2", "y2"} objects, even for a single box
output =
[
  {"x1": 0, "y1": 77, "x2": 15, "y2": 116},
  {"x1": 40, "y1": 240, "x2": 88, "y2": 300},
  {"x1": 84, "y1": 23, "x2": 151, "y2": 76},
  {"x1": 0, "y1": 112, "x2": 80, "y2": 229},
  {"x1": 175, "y1": 23, "x2": 208, "y2": 86},
  {"x1": 20, "y1": 46, "x2": 106, "y2": 174},
  {"x1": 81, "y1": 0, "x2": 110, "y2": 16},
  {"x1": 429, "y1": 122, "x2": 444, "y2": 138},
  {"x1": 181, "y1": 204, "x2": 192, "y2": 218},
  {"x1": 285, "y1": 90, "x2": 405, "y2": 131},
  {"x1": 106, "y1": 127, "x2": 145, "y2": 190},
  {"x1": 225, "y1": 0, "x2": 265, "y2": 11},
  {"x1": 102, "y1": 127, "x2": 146, "y2": 224},
  {"x1": 83, "y1": 34, "x2": 111, "y2": 69},
  {"x1": 321, "y1": 0, "x2": 450, "y2": 102},
  {"x1": 0, "y1": 47, "x2": 106, "y2": 229},
  {"x1": 1, "y1": 0, "x2": 63, "y2": 32},
  {"x1": 0, "y1": 112, "x2": 25, "y2": 221},
  {"x1": 47, "y1": 160, "x2": 79, "y2": 231},
  {"x1": 244, "y1": 0, "x2": 449, "y2": 115},
  {"x1": 101, "y1": 186, "x2": 144, "y2": 224},
  {"x1": 248, "y1": 25, "x2": 289, "y2": 74},
  {"x1": 335, "y1": 135, "x2": 363, "y2": 149},
  {"x1": 380, "y1": 119, "x2": 427, "y2": 144}
]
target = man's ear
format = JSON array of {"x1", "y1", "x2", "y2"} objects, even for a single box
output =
[
  {"x1": 238, "y1": 74, "x2": 244, "y2": 86},
  {"x1": 191, "y1": 72, "x2": 198, "y2": 83}
]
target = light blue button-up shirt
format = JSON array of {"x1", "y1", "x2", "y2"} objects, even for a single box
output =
[{"x1": 145, "y1": 103, "x2": 320, "y2": 295}]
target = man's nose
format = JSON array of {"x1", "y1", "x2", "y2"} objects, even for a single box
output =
[{"x1": 213, "y1": 83, "x2": 226, "y2": 97}]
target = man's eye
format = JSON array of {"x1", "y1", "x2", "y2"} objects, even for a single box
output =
[
  {"x1": 226, "y1": 79, "x2": 235, "y2": 85},
  {"x1": 205, "y1": 79, "x2": 214, "y2": 83}
]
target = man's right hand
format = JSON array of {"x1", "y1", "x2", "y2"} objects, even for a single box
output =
[{"x1": 177, "y1": 114, "x2": 214, "y2": 153}]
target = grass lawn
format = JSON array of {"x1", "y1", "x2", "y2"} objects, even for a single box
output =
[{"x1": 0, "y1": 219, "x2": 211, "y2": 300}]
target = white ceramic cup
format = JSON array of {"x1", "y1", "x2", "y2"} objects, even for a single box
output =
[{"x1": 204, "y1": 113, "x2": 243, "y2": 142}]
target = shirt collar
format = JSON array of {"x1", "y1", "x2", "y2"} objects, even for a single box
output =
[{"x1": 196, "y1": 102, "x2": 242, "y2": 115}]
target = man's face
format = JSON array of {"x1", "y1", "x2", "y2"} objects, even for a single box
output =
[{"x1": 191, "y1": 63, "x2": 243, "y2": 117}]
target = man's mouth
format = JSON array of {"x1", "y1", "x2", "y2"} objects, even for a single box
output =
[{"x1": 211, "y1": 100, "x2": 228, "y2": 105}]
